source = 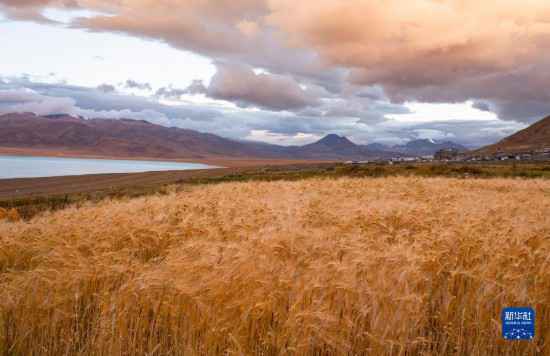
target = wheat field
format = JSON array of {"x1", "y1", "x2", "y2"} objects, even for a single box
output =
[{"x1": 0, "y1": 177, "x2": 549, "y2": 355}]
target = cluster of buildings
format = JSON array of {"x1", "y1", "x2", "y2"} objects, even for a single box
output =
[
  {"x1": 344, "y1": 146, "x2": 550, "y2": 165},
  {"x1": 434, "y1": 147, "x2": 550, "y2": 162},
  {"x1": 345, "y1": 155, "x2": 434, "y2": 165}
]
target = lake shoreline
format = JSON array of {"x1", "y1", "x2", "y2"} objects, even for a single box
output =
[
  {"x1": 0, "y1": 146, "x2": 329, "y2": 168},
  {"x1": 0, "y1": 162, "x2": 337, "y2": 201},
  {"x1": 0, "y1": 155, "x2": 220, "y2": 180}
]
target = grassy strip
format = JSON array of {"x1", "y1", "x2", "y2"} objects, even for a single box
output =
[{"x1": 2, "y1": 162, "x2": 550, "y2": 220}]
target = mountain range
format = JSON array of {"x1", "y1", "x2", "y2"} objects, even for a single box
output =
[
  {"x1": 367, "y1": 140, "x2": 467, "y2": 156},
  {"x1": 0, "y1": 113, "x2": 469, "y2": 161}
]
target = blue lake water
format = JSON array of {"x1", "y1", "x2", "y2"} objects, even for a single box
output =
[{"x1": 0, "y1": 155, "x2": 218, "y2": 179}]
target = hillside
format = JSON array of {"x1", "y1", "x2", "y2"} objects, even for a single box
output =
[
  {"x1": 0, "y1": 113, "x2": 288, "y2": 160},
  {"x1": 475, "y1": 115, "x2": 550, "y2": 154},
  {"x1": 0, "y1": 113, "x2": 392, "y2": 161}
]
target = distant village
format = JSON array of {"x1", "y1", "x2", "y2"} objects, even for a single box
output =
[
  {"x1": 434, "y1": 147, "x2": 550, "y2": 162},
  {"x1": 345, "y1": 147, "x2": 550, "y2": 165}
]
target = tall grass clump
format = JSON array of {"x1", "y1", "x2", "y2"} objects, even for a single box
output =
[
  {"x1": 0, "y1": 208, "x2": 20, "y2": 222},
  {"x1": 0, "y1": 177, "x2": 549, "y2": 355}
]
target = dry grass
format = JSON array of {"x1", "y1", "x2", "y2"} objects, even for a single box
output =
[
  {"x1": 0, "y1": 208, "x2": 20, "y2": 222},
  {"x1": 0, "y1": 177, "x2": 549, "y2": 355}
]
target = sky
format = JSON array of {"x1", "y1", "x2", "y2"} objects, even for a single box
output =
[{"x1": 2, "y1": 1, "x2": 549, "y2": 147}]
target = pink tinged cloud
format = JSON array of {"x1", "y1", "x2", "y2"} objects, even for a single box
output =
[
  {"x1": 207, "y1": 62, "x2": 319, "y2": 111},
  {"x1": 2, "y1": 0, "x2": 550, "y2": 120}
]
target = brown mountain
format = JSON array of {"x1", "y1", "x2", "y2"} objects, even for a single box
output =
[
  {"x1": 475, "y1": 115, "x2": 550, "y2": 154},
  {"x1": 0, "y1": 113, "x2": 390, "y2": 161},
  {"x1": 292, "y1": 134, "x2": 388, "y2": 159},
  {"x1": 0, "y1": 112, "x2": 280, "y2": 159}
]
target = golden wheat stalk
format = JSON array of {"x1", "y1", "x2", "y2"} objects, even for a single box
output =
[{"x1": 0, "y1": 177, "x2": 548, "y2": 355}]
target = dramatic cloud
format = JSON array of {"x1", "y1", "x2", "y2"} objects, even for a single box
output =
[
  {"x1": 2, "y1": 1, "x2": 548, "y2": 145},
  {"x1": 207, "y1": 62, "x2": 320, "y2": 111},
  {"x1": 155, "y1": 63, "x2": 322, "y2": 111},
  {"x1": 267, "y1": 0, "x2": 550, "y2": 122},
  {"x1": 0, "y1": 78, "x2": 222, "y2": 126},
  {"x1": 3, "y1": 0, "x2": 547, "y2": 122},
  {"x1": 0, "y1": 88, "x2": 174, "y2": 124},
  {"x1": 0, "y1": 76, "x2": 524, "y2": 147},
  {"x1": 1, "y1": 0, "x2": 344, "y2": 93}
]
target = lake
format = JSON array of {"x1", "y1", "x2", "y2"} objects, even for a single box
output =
[{"x1": 0, "y1": 155, "x2": 218, "y2": 179}]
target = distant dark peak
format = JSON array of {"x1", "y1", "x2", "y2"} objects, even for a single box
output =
[{"x1": 316, "y1": 134, "x2": 356, "y2": 147}]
